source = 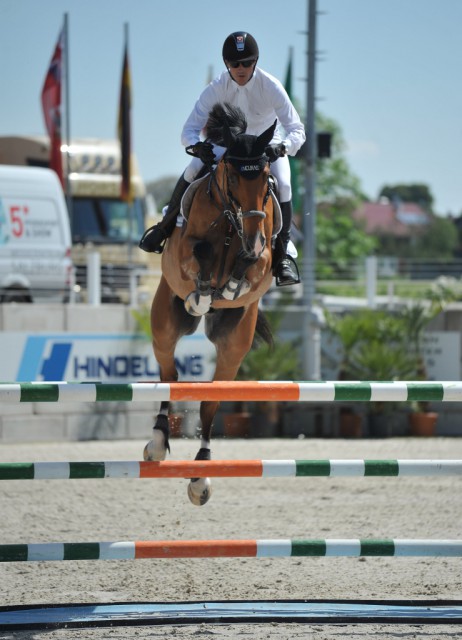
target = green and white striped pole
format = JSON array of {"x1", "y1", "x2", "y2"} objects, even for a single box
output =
[
  {"x1": 0, "y1": 381, "x2": 461, "y2": 403},
  {"x1": 1, "y1": 539, "x2": 461, "y2": 562},
  {"x1": 0, "y1": 459, "x2": 461, "y2": 480}
]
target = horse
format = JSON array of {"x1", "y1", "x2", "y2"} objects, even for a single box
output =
[{"x1": 144, "y1": 103, "x2": 279, "y2": 505}]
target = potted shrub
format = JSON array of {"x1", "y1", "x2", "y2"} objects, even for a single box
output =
[
  {"x1": 400, "y1": 302, "x2": 441, "y2": 436},
  {"x1": 235, "y1": 298, "x2": 301, "y2": 437},
  {"x1": 405, "y1": 278, "x2": 462, "y2": 435},
  {"x1": 346, "y1": 332, "x2": 418, "y2": 437},
  {"x1": 326, "y1": 308, "x2": 420, "y2": 437}
]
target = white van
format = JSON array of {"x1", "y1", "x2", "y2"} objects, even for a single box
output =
[{"x1": 0, "y1": 166, "x2": 73, "y2": 302}]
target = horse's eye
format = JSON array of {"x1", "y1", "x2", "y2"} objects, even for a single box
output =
[{"x1": 228, "y1": 173, "x2": 239, "y2": 186}]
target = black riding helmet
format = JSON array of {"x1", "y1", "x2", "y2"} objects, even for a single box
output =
[{"x1": 222, "y1": 31, "x2": 259, "y2": 63}]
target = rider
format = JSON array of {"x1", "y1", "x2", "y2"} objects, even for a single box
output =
[{"x1": 139, "y1": 31, "x2": 306, "y2": 286}]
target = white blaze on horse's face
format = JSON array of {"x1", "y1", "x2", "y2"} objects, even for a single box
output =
[{"x1": 239, "y1": 208, "x2": 266, "y2": 259}]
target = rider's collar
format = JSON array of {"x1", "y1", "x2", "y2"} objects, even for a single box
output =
[{"x1": 228, "y1": 69, "x2": 257, "y2": 86}]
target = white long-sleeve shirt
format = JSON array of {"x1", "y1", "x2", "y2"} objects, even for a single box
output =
[{"x1": 181, "y1": 67, "x2": 306, "y2": 156}]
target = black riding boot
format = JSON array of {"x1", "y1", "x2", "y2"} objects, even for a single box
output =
[
  {"x1": 275, "y1": 201, "x2": 301, "y2": 286},
  {"x1": 139, "y1": 174, "x2": 190, "y2": 254}
]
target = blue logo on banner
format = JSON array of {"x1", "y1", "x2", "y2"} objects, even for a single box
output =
[
  {"x1": 17, "y1": 336, "x2": 75, "y2": 381},
  {"x1": 40, "y1": 343, "x2": 72, "y2": 380}
]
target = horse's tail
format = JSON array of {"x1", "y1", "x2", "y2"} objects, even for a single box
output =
[
  {"x1": 205, "y1": 102, "x2": 247, "y2": 146},
  {"x1": 255, "y1": 309, "x2": 274, "y2": 349}
]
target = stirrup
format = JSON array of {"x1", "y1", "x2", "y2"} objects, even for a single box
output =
[
  {"x1": 275, "y1": 255, "x2": 301, "y2": 287},
  {"x1": 139, "y1": 224, "x2": 168, "y2": 254}
]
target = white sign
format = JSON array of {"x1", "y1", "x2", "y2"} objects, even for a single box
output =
[
  {"x1": 0, "y1": 332, "x2": 216, "y2": 382},
  {"x1": 422, "y1": 331, "x2": 460, "y2": 381},
  {"x1": 320, "y1": 330, "x2": 461, "y2": 381}
]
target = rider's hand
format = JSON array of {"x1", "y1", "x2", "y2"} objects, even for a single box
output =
[
  {"x1": 265, "y1": 142, "x2": 286, "y2": 163},
  {"x1": 190, "y1": 141, "x2": 216, "y2": 165}
]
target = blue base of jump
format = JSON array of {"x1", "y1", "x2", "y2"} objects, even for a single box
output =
[{"x1": 1, "y1": 600, "x2": 462, "y2": 629}]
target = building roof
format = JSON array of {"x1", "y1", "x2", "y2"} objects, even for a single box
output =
[{"x1": 353, "y1": 199, "x2": 431, "y2": 238}]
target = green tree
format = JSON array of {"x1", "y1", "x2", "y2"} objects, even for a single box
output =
[
  {"x1": 315, "y1": 113, "x2": 365, "y2": 203},
  {"x1": 379, "y1": 183, "x2": 434, "y2": 212},
  {"x1": 414, "y1": 216, "x2": 458, "y2": 259},
  {"x1": 316, "y1": 203, "x2": 376, "y2": 277},
  {"x1": 375, "y1": 183, "x2": 457, "y2": 259},
  {"x1": 304, "y1": 113, "x2": 376, "y2": 275}
]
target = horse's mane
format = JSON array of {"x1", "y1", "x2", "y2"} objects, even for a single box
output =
[{"x1": 204, "y1": 103, "x2": 247, "y2": 146}]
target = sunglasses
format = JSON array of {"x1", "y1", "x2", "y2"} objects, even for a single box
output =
[{"x1": 228, "y1": 59, "x2": 256, "y2": 69}]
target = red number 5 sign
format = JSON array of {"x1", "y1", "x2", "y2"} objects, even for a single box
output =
[{"x1": 9, "y1": 205, "x2": 28, "y2": 237}]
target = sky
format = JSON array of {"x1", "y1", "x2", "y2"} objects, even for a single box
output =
[{"x1": 1, "y1": 0, "x2": 461, "y2": 215}]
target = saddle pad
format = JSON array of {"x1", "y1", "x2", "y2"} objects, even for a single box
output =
[{"x1": 179, "y1": 174, "x2": 210, "y2": 223}]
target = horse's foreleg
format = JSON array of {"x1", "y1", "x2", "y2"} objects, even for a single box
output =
[
  {"x1": 144, "y1": 402, "x2": 171, "y2": 462},
  {"x1": 144, "y1": 279, "x2": 200, "y2": 461},
  {"x1": 220, "y1": 251, "x2": 256, "y2": 301},
  {"x1": 188, "y1": 305, "x2": 259, "y2": 506},
  {"x1": 187, "y1": 431, "x2": 214, "y2": 505},
  {"x1": 184, "y1": 240, "x2": 215, "y2": 316},
  {"x1": 202, "y1": 304, "x2": 258, "y2": 449}
]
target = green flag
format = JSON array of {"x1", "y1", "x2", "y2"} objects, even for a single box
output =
[
  {"x1": 284, "y1": 47, "x2": 301, "y2": 215},
  {"x1": 284, "y1": 47, "x2": 293, "y2": 99}
]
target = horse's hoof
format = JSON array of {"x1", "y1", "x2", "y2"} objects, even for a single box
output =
[
  {"x1": 187, "y1": 477, "x2": 212, "y2": 506},
  {"x1": 184, "y1": 291, "x2": 211, "y2": 316},
  {"x1": 143, "y1": 430, "x2": 168, "y2": 461}
]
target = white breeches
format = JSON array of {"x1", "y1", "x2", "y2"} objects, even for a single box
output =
[{"x1": 183, "y1": 145, "x2": 292, "y2": 203}]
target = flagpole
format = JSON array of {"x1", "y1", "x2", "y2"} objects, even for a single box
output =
[
  {"x1": 124, "y1": 22, "x2": 134, "y2": 270},
  {"x1": 63, "y1": 12, "x2": 73, "y2": 230}
]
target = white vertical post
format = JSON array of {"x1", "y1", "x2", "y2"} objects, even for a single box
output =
[
  {"x1": 366, "y1": 256, "x2": 377, "y2": 308},
  {"x1": 68, "y1": 265, "x2": 77, "y2": 304},
  {"x1": 129, "y1": 269, "x2": 137, "y2": 307},
  {"x1": 387, "y1": 280, "x2": 395, "y2": 309},
  {"x1": 87, "y1": 251, "x2": 101, "y2": 306}
]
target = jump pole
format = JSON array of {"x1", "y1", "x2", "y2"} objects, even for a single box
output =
[
  {"x1": 1, "y1": 539, "x2": 462, "y2": 562},
  {"x1": 1, "y1": 459, "x2": 461, "y2": 480},
  {"x1": 1, "y1": 381, "x2": 462, "y2": 403}
]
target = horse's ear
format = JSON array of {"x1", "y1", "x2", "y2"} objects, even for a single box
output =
[
  {"x1": 223, "y1": 121, "x2": 237, "y2": 150},
  {"x1": 256, "y1": 119, "x2": 278, "y2": 151}
]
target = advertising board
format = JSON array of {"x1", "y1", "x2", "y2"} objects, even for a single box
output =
[{"x1": 0, "y1": 333, "x2": 216, "y2": 382}]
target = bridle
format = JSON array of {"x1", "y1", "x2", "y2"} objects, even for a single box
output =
[
  {"x1": 207, "y1": 153, "x2": 272, "y2": 241},
  {"x1": 199, "y1": 152, "x2": 272, "y2": 292}
]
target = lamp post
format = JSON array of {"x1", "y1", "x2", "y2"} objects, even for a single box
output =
[{"x1": 302, "y1": 0, "x2": 322, "y2": 380}]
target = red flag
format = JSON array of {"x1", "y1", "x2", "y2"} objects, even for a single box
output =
[
  {"x1": 41, "y1": 28, "x2": 64, "y2": 187},
  {"x1": 118, "y1": 40, "x2": 132, "y2": 202}
]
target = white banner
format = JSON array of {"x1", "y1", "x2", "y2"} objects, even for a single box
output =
[
  {"x1": 0, "y1": 332, "x2": 216, "y2": 382},
  {"x1": 321, "y1": 331, "x2": 461, "y2": 382}
]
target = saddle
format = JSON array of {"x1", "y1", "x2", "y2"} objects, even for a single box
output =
[{"x1": 179, "y1": 173, "x2": 282, "y2": 238}]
